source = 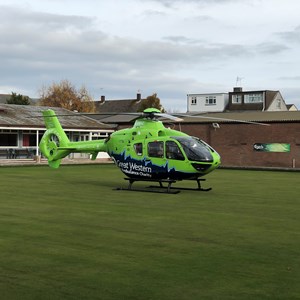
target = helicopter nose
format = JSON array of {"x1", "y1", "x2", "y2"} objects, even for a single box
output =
[{"x1": 213, "y1": 154, "x2": 221, "y2": 169}]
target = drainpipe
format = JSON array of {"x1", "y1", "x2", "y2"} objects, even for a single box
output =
[
  {"x1": 262, "y1": 91, "x2": 265, "y2": 111},
  {"x1": 187, "y1": 94, "x2": 189, "y2": 113}
]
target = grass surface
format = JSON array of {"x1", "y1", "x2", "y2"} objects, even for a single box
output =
[{"x1": 0, "y1": 164, "x2": 299, "y2": 299}]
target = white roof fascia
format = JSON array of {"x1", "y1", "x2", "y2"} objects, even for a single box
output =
[{"x1": 0, "y1": 126, "x2": 114, "y2": 133}]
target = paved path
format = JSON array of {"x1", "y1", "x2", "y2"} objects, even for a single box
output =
[{"x1": 0, "y1": 158, "x2": 113, "y2": 167}]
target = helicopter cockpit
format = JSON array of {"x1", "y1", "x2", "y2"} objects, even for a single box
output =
[
  {"x1": 173, "y1": 136, "x2": 214, "y2": 162},
  {"x1": 134, "y1": 136, "x2": 217, "y2": 163}
]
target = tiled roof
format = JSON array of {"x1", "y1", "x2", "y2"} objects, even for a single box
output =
[
  {"x1": 0, "y1": 104, "x2": 114, "y2": 130},
  {"x1": 179, "y1": 111, "x2": 300, "y2": 123},
  {"x1": 95, "y1": 99, "x2": 146, "y2": 113}
]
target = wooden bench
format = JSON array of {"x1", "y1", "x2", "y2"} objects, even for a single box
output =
[{"x1": 0, "y1": 148, "x2": 35, "y2": 159}]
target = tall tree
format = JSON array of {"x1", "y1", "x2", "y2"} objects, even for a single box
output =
[
  {"x1": 39, "y1": 80, "x2": 95, "y2": 113},
  {"x1": 6, "y1": 92, "x2": 30, "y2": 105},
  {"x1": 138, "y1": 93, "x2": 165, "y2": 112}
]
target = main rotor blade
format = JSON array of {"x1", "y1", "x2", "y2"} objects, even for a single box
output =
[
  {"x1": 27, "y1": 111, "x2": 143, "y2": 118},
  {"x1": 28, "y1": 110, "x2": 184, "y2": 122},
  {"x1": 173, "y1": 113, "x2": 270, "y2": 126},
  {"x1": 28, "y1": 109, "x2": 268, "y2": 125},
  {"x1": 156, "y1": 113, "x2": 183, "y2": 122}
]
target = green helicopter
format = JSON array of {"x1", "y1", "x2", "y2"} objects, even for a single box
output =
[{"x1": 39, "y1": 108, "x2": 221, "y2": 192}]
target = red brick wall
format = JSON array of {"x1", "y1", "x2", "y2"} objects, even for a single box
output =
[{"x1": 177, "y1": 122, "x2": 300, "y2": 168}]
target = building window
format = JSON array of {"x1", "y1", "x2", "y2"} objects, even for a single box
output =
[
  {"x1": 23, "y1": 134, "x2": 37, "y2": 146},
  {"x1": 232, "y1": 94, "x2": 242, "y2": 104},
  {"x1": 191, "y1": 97, "x2": 197, "y2": 105},
  {"x1": 205, "y1": 96, "x2": 216, "y2": 105},
  {"x1": 244, "y1": 93, "x2": 263, "y2": 103},
  {"x1": 277, "y1": 99, "x2": 281, "y2": 109},
  {"x1": 0, "y1": 133, "x2": 18, "y2": 146},
  {"x1": 91, "y1": 132, "x2": 109, "y2": 140}
]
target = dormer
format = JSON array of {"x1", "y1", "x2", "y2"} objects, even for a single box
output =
[{"x1": 228, "y1": 87, "x2": 288, "y2": 111}]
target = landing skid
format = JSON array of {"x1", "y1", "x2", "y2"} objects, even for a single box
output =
[
  {"x1": 116, "y1": 177, "x2": 212, "y2": 194},
  {"x1": 149, "y1": 178, "x2": 212, "y2": 192}
]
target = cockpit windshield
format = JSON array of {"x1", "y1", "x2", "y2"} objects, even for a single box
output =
[{"x1": 173, "y1": 136, "x2": 213, "y2": 162}]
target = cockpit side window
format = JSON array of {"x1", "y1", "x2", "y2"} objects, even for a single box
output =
[
  {"x1": 173, "y1": 136, "x2": 213, "y2": 162},
  {"x1": 134, "y1": 143, "x2": 143, "y2": 156},
  {"x1": 148, "y1": 141, "x2": 164, "y2": 158},
  {"x1": 166, "y1": 141, "x2": 185, "y2": 160}
]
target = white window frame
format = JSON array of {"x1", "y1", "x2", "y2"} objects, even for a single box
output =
[
  {"x1": 205, "y1": 96, "x2": 216, "y2": 105},
  {"x1": 244, "y1": 93, "x2": 263, "y2": 103},
  {"x1": 191, "y1": 96, "x2": 197, "y2": 105},
  {"x1": 232, "y1": 94, "x2": 242, "y2": 104}
]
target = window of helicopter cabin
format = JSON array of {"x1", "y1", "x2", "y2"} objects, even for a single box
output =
[
  {"x1": 148, "y1": 141, "x2": 164, "y2": 158},
  {"x1": 232, "y1": 94, "x2": 242, "y2": 104},
  {"x1": 205, "y1": 96, "x2": 216, "y2": 105},
  {"x1": 166, "y1": 141, "x2": 185, "y2": 160},
  {"x1": 191, "y1": 96, "x2": 197, "y2": 105},
  {"x1": 134, "y1": 143, "x2": 143, "y2": 156}
]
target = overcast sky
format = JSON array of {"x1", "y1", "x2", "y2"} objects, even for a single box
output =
[{"x1": 1, "y1": 0, "x2": 300, "y2": 111}]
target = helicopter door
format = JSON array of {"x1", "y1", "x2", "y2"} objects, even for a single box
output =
[
  {"x1": 165, "y1": 141, "x2": 185, "y2": 160},
  {"x1": 147, "y1": 141, "x2": 164, "y2": 158}
]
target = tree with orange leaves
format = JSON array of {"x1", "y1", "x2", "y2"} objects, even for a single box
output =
[{"x1": 39, "y1": 80, "x2": 95, "y2": 113}]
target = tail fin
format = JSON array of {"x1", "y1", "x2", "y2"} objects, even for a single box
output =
[{"x1": 39, "y1": 109, "x2": 71, "y2": 168}]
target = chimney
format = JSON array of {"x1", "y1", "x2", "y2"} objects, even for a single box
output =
[
  {"x1": 136, "y1": 93, "x2": 141, "y2": 102},
  {"x1": 100, "y1": 95, "x2": 105, "y2": 103},
  {"x1": 233, "y1": 87, "x2": 243, "y2": 92}
]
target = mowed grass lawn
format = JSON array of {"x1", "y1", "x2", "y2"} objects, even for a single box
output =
[{"x1": 0, "y1": 164, "x2": 299, "y2": 300}]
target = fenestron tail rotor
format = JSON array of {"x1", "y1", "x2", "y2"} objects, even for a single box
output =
[{"x1": 39, "y1": 110, "x2": 72, "y2": 168}]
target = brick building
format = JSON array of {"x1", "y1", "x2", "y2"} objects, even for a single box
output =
[
  {"x1": 175, "y1": 111, "x2": 300, "y2": 169},
  {"x1": 95, "y1": 110, "x2": 300, "y2": 169}
]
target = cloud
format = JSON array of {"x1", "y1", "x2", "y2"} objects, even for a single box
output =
[
  {"x1": 162, "y1": 35, "x2": 205, "y2": 44},
  {"x1": 141, "y1": 0, "x2": 254, "y2": 8},
  {"x1": 256, "y1": 42, "x2": 289, "y2": 54},
  {"x1": 277, "y1": 25, "x2": 300, "y2": 43},
  {"x1": 278, "y1": 76, "x2": 300, "y2": 81},
  {"x1": 142, "y1": 9, "x2": 167, "y2": 17},
  {"x1": 0, "y1": 5, "x2": 252, "y2": 89},
  {"x1": 1, "y1": 1, "x2": 300, "y2": 111},
  {"x1": 0, "y1": 5, "x2": 94, "y2": 29}
]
